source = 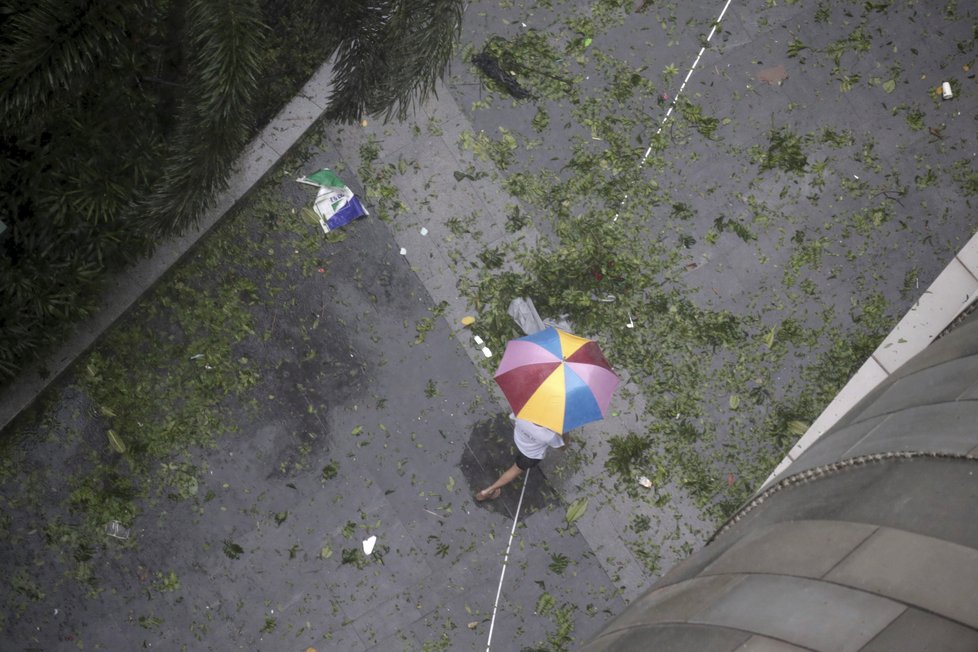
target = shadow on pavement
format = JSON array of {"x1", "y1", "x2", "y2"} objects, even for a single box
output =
[{"x1": 461, "y1": 413, "x2": 562, "y2": 520}]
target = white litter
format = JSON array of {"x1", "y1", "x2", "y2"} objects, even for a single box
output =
[
  {"x1": 420, "y1": 227, "x2": 429, "y2": 236},
  {"x1": 399, "y1": 247, "x2": 407, "y2": 255},
  {"x1": 482, "y1": 347, "x2": 493, "y2": 358},
  {"x1": 362, "y1": 535, "x2": 377, "y2": 555},
  {"x1": 474, "y1": 335, "x2": 484, "y2": 345},
  {"x1": 638, "y1": 476, "x2": 652, "y2": 488}
]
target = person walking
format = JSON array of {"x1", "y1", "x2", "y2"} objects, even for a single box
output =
[{"x1": 475, "y1": 414, "x2": 567, "y2": 501}]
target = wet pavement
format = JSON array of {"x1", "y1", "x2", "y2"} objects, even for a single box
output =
[
  {"x1": 0, "y1": 181, "x2": 624, "y2": 650},
  {"x1": 2, "y1": 0, "x2": 978, "y2": 650}
]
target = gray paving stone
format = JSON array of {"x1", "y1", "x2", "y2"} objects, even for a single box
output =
[
  {"x1": 733, "y1": 635, "x2": 811, "y2": 652},
  {"x1": 858, "y1": 354, "x2": 978, "y2": 419},
  {"x1": 730, "y1": 1, "x2": 808, "y2": 40},
  {"x1": 861, "y1": 608, "x2": 978, "y2": 652},
  {"x1": 826, "y1": 527, "x2": 978, "y2": 629},
  {"x1": 772, "y1": 459, "x2": 978, "y2": 550},
  {"x1": 382, "y1": 607, "x2": 484, "y2": 651},
  {"x1": 370, "y1": 115, "x2": 432, "y2": 163},
  {"x1": 394, "y1": 219, "x2": 457, "y2": 282},
  {"x1": 549, "y1": 482, "x2": 648, "y2": 596},
  {"x1": 350, "y1": 569, "x2": 472, "y2": 646},
  {"x1": 844, "y1": 402, "x2": 978, "y2": 458},
  {"x1": 604, "y1": 575, "x2": 745, "y2": 631},
  {"x1": 709, "y1": 9, "x2": 752, "y2": 52},
  {"x1": 581, "y1": 622, "x2": 752, "y2": 652},
  {"x1": 322, "y1": 525, "x2": 434, "y2": 624},
  {"x1": 897, "y1": 315, "x2": 978, "y2": 378},
  {"x1": 788, "y1": 413, "x2": 888, "y2": 472},
  {"x1": 701, "y1": 519, "x2": 877, "y2": 578},
  {"x1": 692, "y1": 574, "x2": 905, "y2": 652}
]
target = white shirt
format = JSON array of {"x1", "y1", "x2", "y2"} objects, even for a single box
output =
[{"x1": 512, "y1": 415, "x2": 564, "y2": 460}]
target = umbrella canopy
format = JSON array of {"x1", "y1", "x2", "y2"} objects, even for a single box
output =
[{"x1": 494, "y1": 327, "x2": 619, "y2": 433}]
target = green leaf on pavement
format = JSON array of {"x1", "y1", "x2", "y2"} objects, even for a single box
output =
[
  {"x1": 565, "y1": 497, "x2": 588, "y2": 524},
  {"x1": 787, "y1": 420, "x2": 810, "y2": 436},
  {"x1": 223, "y1": 540, "x2": 244, "y2": 559},
  {"x1": 107, "y1": 429, "x2": 126, "y2": 453}
]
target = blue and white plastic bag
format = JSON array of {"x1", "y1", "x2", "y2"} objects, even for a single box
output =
[{"x1": 297, "y1": 168, "x2": 368, "y2": 233}]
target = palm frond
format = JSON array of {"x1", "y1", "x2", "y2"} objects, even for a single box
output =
[
  {"x1": 137, "y1": 0, "x2": 266, "y2": 236},
  {"x1": 0, "y1": 0, "x2": 143, "y2": 126},
  {"x1": 325, "y1": 0, "x2": 463, "y2": 123}
]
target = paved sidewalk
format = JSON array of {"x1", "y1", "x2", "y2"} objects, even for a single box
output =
[
  {"x1": 4, "y1": 4, "x2": 977, "y2": 647},
  {"x1": 319, "y1": 85, "x2": 710, "y2": 601},
  {"x1": 0, "y1": 69, "x2": 629, "y2": 650},
  {"x1": 0, "y1": 28, "x2": 688, "y2": 652},
  {"x1": 0, "y1": 53, "x2": 708, "y2": 606}
]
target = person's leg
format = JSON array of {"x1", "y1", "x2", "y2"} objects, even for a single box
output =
[
  {"x1": 476, "y1": 463, "x2": 523, "y2": 500},
  {"x1": 476, "y1": 451, "x2": 542, "y2": 501}
]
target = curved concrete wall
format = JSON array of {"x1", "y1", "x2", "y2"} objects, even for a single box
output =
[{"x1": 581, "y1": 314, "x2": 978, "y2": 651}]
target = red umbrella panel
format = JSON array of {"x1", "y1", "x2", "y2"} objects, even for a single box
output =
[{"x1": 493, "y1": 327, "x2": 619, "y2": 433}]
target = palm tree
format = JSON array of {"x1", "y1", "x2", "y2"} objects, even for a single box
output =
[
  {"x1": 0, "y1": 0, "x2": 464, "y2": 381},
  {"x1": 324, "y1": 0, "x2": 464, "y2": 123}
]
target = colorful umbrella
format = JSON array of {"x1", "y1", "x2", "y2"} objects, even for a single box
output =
[{"x1": 494, "y1": 327, "x2": 619, "y2": 433}]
